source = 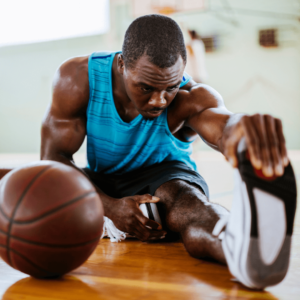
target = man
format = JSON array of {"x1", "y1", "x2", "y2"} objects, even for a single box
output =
[
  {"x1": 0, "y1": 14, "x2": 296, "y2": 289},
  {"x1": 185, "y1": 29, "x2": 208, "y2": 83}
]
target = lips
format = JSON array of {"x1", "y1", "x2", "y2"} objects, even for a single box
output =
[{"x1": 148, "y1": 110, "x2": 162, "y2": 117}]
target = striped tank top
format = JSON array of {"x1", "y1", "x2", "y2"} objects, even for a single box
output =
[{"x1": 86, "y1": 51, "x2": 197, "y2": 175}]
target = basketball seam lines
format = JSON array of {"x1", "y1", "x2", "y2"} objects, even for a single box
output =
[
  {"x1": 9, "y1": 191, "x2": 96, "y2": 225},
  {"x1": 0, "y1": 243, "x2": 56, "y2": 277},
  {"x1": 0, "y1": 229, "x2": 101, "y2": 248},
  {"x1": 6, "y1": 166, "x2": 52, "y2": 267},
  {"x1": 0, "y1": 191, "x2": 96, "y2": 224},
  {"x1": 0, "y1": 205, "x2": 10, "y2": 221}
]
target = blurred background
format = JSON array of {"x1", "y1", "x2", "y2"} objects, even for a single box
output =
[{"x1": 0, "y1": 0, "x2": 300, "y2": 154}]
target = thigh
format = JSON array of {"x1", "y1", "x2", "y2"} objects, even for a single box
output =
[
  {"x1": 155, "y1": 178, "x2": 228, "y2": 230},
  {"x1": 155, "y1": 179, "x2": 207, "y2": 210},
  {"x1": 154, "y1": 179, "x2": 210, "y2": 239}
]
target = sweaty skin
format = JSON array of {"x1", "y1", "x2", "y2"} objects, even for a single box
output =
[{"x1": 37, "y1": 53, "x2": 288, "y2": 251}]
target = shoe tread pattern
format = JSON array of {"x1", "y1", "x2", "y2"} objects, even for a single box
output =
[
  {"x1": 237, "y1": 151, "x2": 297, "y2": 237},
  {"x1": 237, "y1": 151, "x2": 297, "y2": 288}
]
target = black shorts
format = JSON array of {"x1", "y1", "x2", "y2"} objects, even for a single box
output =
[{"x1": 84, "y1": 160, "x2": 209, "y2": 199}]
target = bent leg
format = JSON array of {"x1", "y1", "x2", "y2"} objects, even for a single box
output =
[{"x1": 155, "y1": 179, "x2": 229, "y2": 264}]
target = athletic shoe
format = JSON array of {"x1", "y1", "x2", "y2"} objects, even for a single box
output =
[
  {"x1": 139, "y1": 203, "x2": 162, "y2": 226},
  {"x1": 102, "y1": 203, "x2": 162, "y2": 242},
  {"x1": 214, "y1": 139, "x2": 297, "y2": 289}
]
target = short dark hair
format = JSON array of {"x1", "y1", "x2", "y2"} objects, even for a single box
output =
[
  {"x1": 189, "y1": 30, "x2": 197, "y2": 39},
  {"x1": 122, "y1": 14, "x2": 187, "y2": 69}
]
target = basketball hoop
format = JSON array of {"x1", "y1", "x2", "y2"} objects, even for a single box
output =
[
  {"x1": 132, "y1": 0, "x2": 205, "y2": 17},
  {"x1": 155, "y1": 6, "x2": 177, "y2": 15},
  {"x1": 151, "y1": 0, "x2": 180, "y2": 15}
]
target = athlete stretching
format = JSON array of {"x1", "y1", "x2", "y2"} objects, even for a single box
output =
[{"x1": 0, "y1": 15, "x2": 296, "y2": 289}]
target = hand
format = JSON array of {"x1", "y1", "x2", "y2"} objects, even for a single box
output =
[
  {"x1": 109, "y1": 194, "x2": 167, "y2": 242},
  {"x1": 223, "y1": 114, "x2": 289, "y2": 177}
]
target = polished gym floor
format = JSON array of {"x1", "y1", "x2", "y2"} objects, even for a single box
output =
[{"x1": 0, "y1": 151, "x2": 299, "y2": 300}]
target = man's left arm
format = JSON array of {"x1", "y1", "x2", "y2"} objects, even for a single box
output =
[{"x1": 183, "y1": 83, "x2": 288, "y2": 177}]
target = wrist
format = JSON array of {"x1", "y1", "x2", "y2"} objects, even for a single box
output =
[
  {"x1": 220, "y1": 114, "x2": 244, "y2": 153},
  {"x1": 97, "y1": 191, "x2": 119, "y2": 219}
]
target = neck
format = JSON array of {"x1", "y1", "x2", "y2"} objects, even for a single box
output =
[{"x1": 111, "y1": 56, "x2": 139, "y2": 122}]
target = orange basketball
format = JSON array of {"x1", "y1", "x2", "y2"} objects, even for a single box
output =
[{"x1": 0, "y1": 161, "x2": 104, "y2": 278}]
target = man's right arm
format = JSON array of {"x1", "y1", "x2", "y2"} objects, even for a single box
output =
[
  {"x1": 41, "y1": 56, "x2": 89, "y2": 170},
  {"x1": 41, "y1": 57, "x2": 165, "y2": 241}
]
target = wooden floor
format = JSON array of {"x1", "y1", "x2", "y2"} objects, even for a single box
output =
[{"x1": 0, "y1": 151, "x2": 299, "y2": 300}]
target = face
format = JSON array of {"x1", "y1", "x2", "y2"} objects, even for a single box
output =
[{"x1": 118, "y1": 54, "x2": 185, "y2": 119}]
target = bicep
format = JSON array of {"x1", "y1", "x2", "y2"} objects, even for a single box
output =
[
  {"x1": 41, "y1": 107, "x2": 86, "y2": 160},
  {"x1": 41, "y1": 59, "x2": 89, "y2": 159},
  {"x1": 189, "y1": 107, "x2": 232, "y2": 149},
  {"x1": 185, "y1": 85, "x2": 233, "y2": 150}
]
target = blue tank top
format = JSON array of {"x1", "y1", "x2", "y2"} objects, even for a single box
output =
[{"x1": 86, "y1": 51, "x2": 197, "y2": 175}]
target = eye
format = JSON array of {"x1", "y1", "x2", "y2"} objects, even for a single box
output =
[
  {"x1": 141, "y1": 87, "x2": 153, "y2": 92},
  {"x1": 167, "y1": 86, "x2": 178, "y2": 92}
]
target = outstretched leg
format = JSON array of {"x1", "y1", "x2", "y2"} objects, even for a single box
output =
[{"x1": 155, "y1": 179, "x2": 229, "y2": 264}]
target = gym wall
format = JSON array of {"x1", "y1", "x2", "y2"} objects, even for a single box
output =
[{"x1": 0, "y1": 0, "x2": 299, "y2": 153}]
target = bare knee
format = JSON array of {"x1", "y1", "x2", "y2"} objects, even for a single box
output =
[
  {"x1": 155, "y1": 180, "x2": 227, "y2": 263},
  {"x1": 182, "y1": 225, "x2": 226, "y2": 264},
  {"x1": 155, "y1": 180, "x2": 219, "y2": 233},
  {"x1": 182, "y1": 226, "x2": 213, "y2": 258}
]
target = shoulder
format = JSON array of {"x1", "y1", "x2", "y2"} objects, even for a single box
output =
[
  {"x1": 52, "y1": 56, "x2": 89, "y2": 117},
  {"x1": 173, "y1": 81, "x2": 225, "y2": 117},
  {"x1": 167, "y1": 80, "x2": 225, "y2": 132},
  {"x1": 54, "y1": 56, "x2": 89, "y2": 93}
]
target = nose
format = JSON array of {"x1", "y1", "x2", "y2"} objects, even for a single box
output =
[{"x1": 148, "y1": 91, "x2": 167, "y2": 108}]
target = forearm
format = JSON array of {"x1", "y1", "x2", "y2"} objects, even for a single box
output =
[
  {"x1": 41, "y1": 150, "x2": 118, "y2": 218},
  {"x1": 218, "y1": 113, "x2": 245, "y2": 154}
]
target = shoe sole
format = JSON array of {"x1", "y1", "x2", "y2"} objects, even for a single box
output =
[{"x1": 228, "y1": 150, "x2": 297, "y2": 289}]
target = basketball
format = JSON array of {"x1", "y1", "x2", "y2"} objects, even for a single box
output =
[{"x1": 0, "y1": 161, "x2": 104, "y2": 278}]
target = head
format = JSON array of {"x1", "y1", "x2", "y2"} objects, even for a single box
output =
[
  {"x1": 188, "y1": 30, "x2": 197, "y2": 40},
  {"x1": 119, "y1": 14, "x2": 187, "y2": 119}
]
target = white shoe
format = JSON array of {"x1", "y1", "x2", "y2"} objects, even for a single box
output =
[
  {"x1": 214, "y1": 140, "x2": 297, "y2": 289},
  {"x1": 102, "y1": 203, "x2": 162, "y2": 242},
  {"x1": 139, "y1": 203, "x2": 162, "y2": 226}
]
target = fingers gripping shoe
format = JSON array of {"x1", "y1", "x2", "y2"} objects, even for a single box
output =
[
  {"x1": 139, "y1": 203, "x2": 162, "y2": 226},
  {"x1": 216, "y1": 140, "x2": 297, "y2": 289},
  {"x1": 102, "y1": 203, "x2": 162, "y2": 242}
]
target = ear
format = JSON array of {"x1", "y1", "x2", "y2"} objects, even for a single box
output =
[{"x1": 117, "y1": 54, "x2": 125, "y2": 75}]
